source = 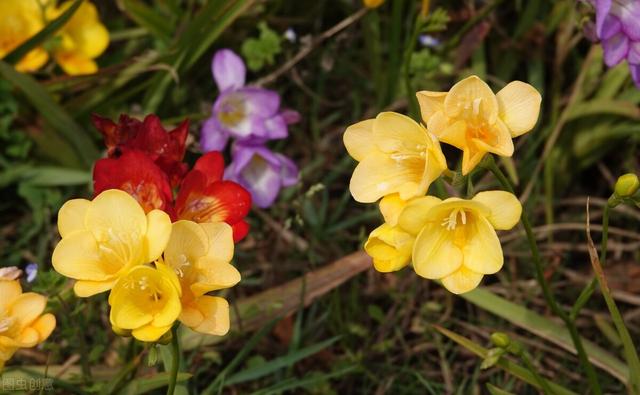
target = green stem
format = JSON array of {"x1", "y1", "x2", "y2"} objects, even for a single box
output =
[
  {"x1": 402, "y1": 13, "x2": 423, "y2": 119},
  {"x1": 484, "y1": 156, "x2": 602, "y2": 395},
  {"x1": 519, "y1": 351, "x2": 554, "y2": 395},
  {"x1": 570, "y1": 202, "x2": 610, "y2": 320},
  {"x1": 167, "y1": 326, "x2": 180, "y2": 395}
]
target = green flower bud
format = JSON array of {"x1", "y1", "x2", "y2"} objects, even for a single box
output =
[
  {"x1": 614, "y1": 173, "x2": 639, "y2": 197},
  {"x1": 490, "y1": 332, "x2": 510, "y2": 348}
]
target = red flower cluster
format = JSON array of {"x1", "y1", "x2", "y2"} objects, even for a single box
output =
[{"x1": 92, "y1": 114, "x2": 251, "y2": 241}]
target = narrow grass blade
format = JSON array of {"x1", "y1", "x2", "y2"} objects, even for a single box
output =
[
  {"x1": 0, "y1": 61, "x2": 99, "y2": 167},
  {"x1": 3, "y1": 0, "x2": 82, "y2": 65},
  {"x1": 434, "y1": 325, "x2": 577, "y2": 395},
  {"x1": 120, "y1": 0, "x2": 174, "y2": 43},
  {"x1": 460, "y1": 288, "x2": 629, "y2": 384}
]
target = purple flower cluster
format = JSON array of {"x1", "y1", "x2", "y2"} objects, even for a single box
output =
[
  {"x1": 590, "y1": 0, "x2": 640, "y2": 87},
  {"x1": 200, "y1": 49, "x2": 300, "y2": 208}
]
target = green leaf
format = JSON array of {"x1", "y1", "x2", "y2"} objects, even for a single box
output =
[
  {"x1": 3, "y1": 0, "x2": 82, "y2": 65},
  {"x1": 120, "y1": 0, "x2": 175, "y2": 43},
  {"x1": 434, "y1": 325, "x2": 577, "y2": 395},
  {"x1": 0, "y1": 61, "x2": 99, "y2": 167},
  {"x1": 460, "y1": 288, "x2": 630, "y2": 385},
  {"x1": 566, "y1": 99, "x2": 640, "y2": 121},
  {"x1": 224, "y1": 336, "x2": 340, "y2": 385},
  {"x1": 19, "y1": 166, "x2": 91, "y2": 186},
  {"x1": 119, "y1": 373, "x2": 191, "y2": 395},
  {"x1": 486, "y1": 383, "x2": 518, "y2": 395},
  {"x1": 241, "y1": 22, "x2": 282, "y2": 72}
]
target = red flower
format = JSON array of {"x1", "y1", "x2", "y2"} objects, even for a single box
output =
[
  {"x1": 175, "y1": 152, "x2": 252, "y2": 242},
  {"x1": 92, "y1": 114, "x2": 189, "y2": 186},
  {"x1": 93, "y1": 150, "x2": 174, "y2": 214}
]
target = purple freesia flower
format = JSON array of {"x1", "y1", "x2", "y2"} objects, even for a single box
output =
[
  {"x1": 591, "y1": 0, "x2": 640, "y2": 87},
  {"x1": 25, "y1": 262, "x2": 38, "y2": 283},
  {"x1": 201, "y1": 49, "x2": 299, "y2": 151},
  {"x1": 225, "y1": 143, "x2": 299, "y2": 208}
]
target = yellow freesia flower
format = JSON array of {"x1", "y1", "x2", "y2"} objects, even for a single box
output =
[
  {"x1": 365, "y1": 194, "x2": 415, "y2": 272},
  {"x1": 109, "y1": 263, "x2": 181, "y2": 342},
  {"x1": 0, "y1": 279, "x2": 56, "y2": 371},
  {"x1": 52, "y1": 189, "x2": 172, "y2": 297},
  {"x1": 49, "y1": 1, "x2": 109, "y2": 75},
  {"x1": 343, "y1": 112, "x2": 447, "y2": 203},
  {"x1": 398, "y1": 191, "x2": 522, "y2": 294},
  {"x1": 163, "y1": 221, "x2": 241, "y2": 336},
  {"x1": 0, "y1": 0, "x2": 49, "y2": 72},
  {"x1": 417, "y1": 76, "x2": 541, "y2": 175}
]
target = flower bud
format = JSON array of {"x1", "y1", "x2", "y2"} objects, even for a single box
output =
[
  {"x1": 614, "y1": 173, "x2": 639, "y2": 197},
  {"x1": 490, "y1": 332, "x2": 511, "y2": 348}
]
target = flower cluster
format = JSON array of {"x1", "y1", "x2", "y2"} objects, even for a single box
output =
[
  {"x1": 588, "y1": 0, "x2": 640, "y2": 88},
  {"x1": 200, "y1": 49, "x2": 300, "y2": 208},
  {"x1": 345, "y1": 75, "x2": 540, "y2": 294},
  {"x1": 92, "y1": 114, "x2": 251, "y2": 242},
  {"x1": 51, "y1": 113, "x2": 251, "y2": 342},
  {"x1": 0, "y1": 268, "x2": 56, "y2": 371},
  {"x1": 0, "y1": 0, "x2": 109, "y2": 75},
  {"x1": 52, "y1": 190, "x2": 240, "y2": 342}
]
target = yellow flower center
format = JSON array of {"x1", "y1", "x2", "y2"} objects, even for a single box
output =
[
  {"x1": 174, "y1": 254, "x2": 191, "y2": 279},
  {"x1": 121, "y1": 181, "x2": 164, "y2": 213},
  {"x1": 97, "y1": 228, "x2": 141, "y2": 270},
  {"x1": 218, "y1": 93, "x2": 246, "y2": 127},
  {"x1": 123, "y1": 275, "x2": 164, "y2": 304}
]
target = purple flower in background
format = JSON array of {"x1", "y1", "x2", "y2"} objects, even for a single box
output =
[
  {"x1": 591, "y1": 0, "x2": 640, "y2": 87},
  {"x1": 201, "y1": 49, "x2": 299, "y2": 151},
  {"x1": 25, "y1": 262, "x2": 38, "y2": 283},
  {"x1": 225, "y1": 143, "x2": 299, "y2": 208}
]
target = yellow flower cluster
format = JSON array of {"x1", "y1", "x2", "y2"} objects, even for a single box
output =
[
  {"x1": 52, "y1": 190, "x2": 240, "y2": 342},
  {"x1": 0, "y1": 0, "x2": 109, "y2": 75},
  {"x1": 344, "y1": 75, "x2": 541, "y2": 294},
  {"x1": 0, "y1": 270, "x2": 56, "y2": 371}
]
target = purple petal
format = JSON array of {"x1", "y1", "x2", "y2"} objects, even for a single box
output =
[
  {"x1": 200, "y1": 117, "x2": 230, "y2": 151},
  {"x1": 264, "y1": 115, "x2": 288, "y2": 139},
  {"x1": 629, "y1": 41, "x2": 640, "y2": 65},
  {"x1": 603, "y1": 32, "x2": 629, "y2": 66},
  {"x1": 280, "y1": 109, "x2": 301, "y2": 124},
  {"x1": 276, "y1": 153, "x2": 299, "y2": 187},
  {"x1": 630, "y1": 64, "x2": 640, "y2": 88},
  {"x1": 598, "y1": 14, "x2": 622, "y2": 40},
  {"x1": 212, "y1": 49, "x2": 246, "y2": 92},
  {"x1": 617, "y1": 1, "x2": 640, "y2": 41},
  {"x1": 595, "y1": 0, "x2": 614, "y2": 38},
  {"x1": 227, "y1": 144, "x2": 282, "y2": 208},
  {"x1": 25, "y1": 262, "x2": 38, "y2": 283},
  {"x1": 240, "y1": 88, "x2": 281, "y2": 117}
]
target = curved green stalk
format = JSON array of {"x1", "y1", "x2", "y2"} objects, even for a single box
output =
[
  {"x1": 483, "y1": 156, "x2": 602, "y2": 395},
  {"x1": 167, "y1": 326, "x2": 180, "y2": 395}
]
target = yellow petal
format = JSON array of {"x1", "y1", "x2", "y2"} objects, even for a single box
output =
[
  {"x1": 16, "y1": 327, "x2": 40, "y2": 347},
  {"x1": 349, "y1": 153, "x2": 423, "y2": 203},
  {"x1": 164, "y1": 220, "x2": 209, "y2": 268},
  {"x1": 0, "y1": 280, "x2": 22, "y2": 311},
  {"x1": 109, "y1": 291, "x2": 154, "y2": 330},
  {"x1": 471, "y1": 119, "x2": 514, "y2": 157},
  {"x1": 192, "y1": 296, "x2": 230, "y2": 336},
  {"x1": 472, "y1": 191, "x2": 522, "y2": 230},
  {"x1": 10, "y1": 293, "x2": 46, "y2": 328},
  {"x1": 462, "y1": 216, "x2": 503, "y2": 275},
  {"x1": 441, "y1": 266, "x2": 483, "y2": 294},
  {"x1": 416, "y1": 91, "x2": 447, "y2": 123},
  {"x1": 73, "y1": 279, "x2": 116, "y2": 297},
  {"x1": 52, "y1": 230, "x2": 119, "y2": 281},
  {"x1": 496, "y1": 81, "x2": 541, "y2": 137},
  {"x1": 422, "y1": 142, "x2": 448, "y2": 189},
  {"x1": 179, "y1": 304, "x2": 204, "y2": 328},
  {"x1": 31, "y1": 313, "x2": 56, "y2": 342},
  {"x1": 397, "y1": 195, "x2": 442, "y2": 235},
  {"x1": 379, "y1": 194, "x2": 407, "y2": 226},
  {"x1": 132, "y1": 324, "x2": 172, "y2": 342},
  {"x1": 54, "y1": 52, "x2": 98, "y2": 75},
  {"x1": 444, "y1": 75, "x2": 498, "y2": 124},
  {"x1": 426, "y1": 111, "x2": 451, "y2": 138},
  {"x1": 343, "y1": 119, "x2": 376, "y2": 162},
  {"x1": 57, "y1": 198, "x2": 90, "y2": 237},
  {"x1": 437, "y1": 120, "x2": 467, "y2": 149},
  {"x1": 144, "y1": 209, "x2": 172, "y2": 263},
  {"x1": 15, "y1": 48, "x2": 49, "y2": 73},
  {"x1": 373, "y1": 112, "x2": 428, "y2": 153},
  {"x1": 461, "y1": 146, "x2": 487, "y2": 176},
  {"x1": 364, "y1": 223, "x2": 413, "y2": 272},
  {"x1": 85, "y1": 190, "x2": 147, "y2": 243},
  {"x1": 201, "y1": 222, "x2": 234, "y2": 262},
  {"x1": 412, "y1": 223, "x2": 463, "y2": 279},
  {"x1": 191, "y1": 257, "x2": 241, "y2": 296}
]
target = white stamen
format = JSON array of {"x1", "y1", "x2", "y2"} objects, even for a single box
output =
[
  {"x1": 472, "y1": 98, "x2": 482, "y2": 116},
  {"x1": 441, "y1": 209, "x2": 467, "y2": 230},
  {"x1": 0, "y1": 317, "x2": 14, "y2": 333}
]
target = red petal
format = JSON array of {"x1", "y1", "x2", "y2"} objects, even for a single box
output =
[
  {"x1": 93, "y1": 150, "x2": 173, "y2": 214},
  {"x1": 176, "y1": 179, "x2": 251, "y2": 226},
  {"x1": 193, "y1": 151, "x2": 225, "y2": 183},
  {"x1": 231, "y1": 220, "x2": 250, "y2": 242}
]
